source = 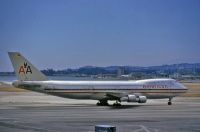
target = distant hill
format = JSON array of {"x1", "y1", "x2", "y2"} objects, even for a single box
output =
[
  {"x1": 1, "y1": 63, "x2": 199, "y2": 80},
  {"x1": 41, "y1": 63, "x2": 200, "y2": 76}
]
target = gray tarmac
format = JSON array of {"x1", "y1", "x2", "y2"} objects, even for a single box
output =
[{"x1": 0, "y1": 92, "x2": 199, "y2": 132}]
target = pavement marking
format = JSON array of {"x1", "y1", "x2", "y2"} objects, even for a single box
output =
[{"x1": 0, "y1": 121, "x2": 54, "y2": 132}]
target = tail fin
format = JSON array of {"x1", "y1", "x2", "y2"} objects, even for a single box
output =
[{"x1": 8, "y1": 52, "x2": 47, "y2": 81}]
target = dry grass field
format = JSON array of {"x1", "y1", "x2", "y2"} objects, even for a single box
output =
[
  {"x1": 181, "y1": 82, "x2": 200, "y2": 97},
  {"x1": 0, "y1": 82, "x2": 27, "y2": 92},
  {"x1": 0, "y1": 82, "x2": 200, "y2": 97}
]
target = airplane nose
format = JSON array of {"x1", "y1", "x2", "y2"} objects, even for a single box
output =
[{"x1": 177, "y1": 82, "x2": 187, "y2": 90}]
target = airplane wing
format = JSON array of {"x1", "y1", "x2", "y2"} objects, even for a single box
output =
[{"x1": 106, "y1": 92, "x2": 125, "y2": 100}]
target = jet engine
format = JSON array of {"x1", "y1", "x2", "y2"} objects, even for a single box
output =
[
  {"x1": 120, "y1": 95, "x2": 147, "y2": 103},
  {"x1": 138, "y1": 96, "x2": 147, "y2": 103}
]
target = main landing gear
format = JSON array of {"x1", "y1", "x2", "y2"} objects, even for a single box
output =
[
  {"x1": 113, "y1": 100, "x2": 121, "y2": 106},
  {"x1": 96, "y1": 100, "x2": 109, "y2": 106},
  {"x1": 168, "y1": 98, "x2": 172, "y2": 105},
  {"x1": 96, "y1": 100, "x2": 122, "y2": 106}
]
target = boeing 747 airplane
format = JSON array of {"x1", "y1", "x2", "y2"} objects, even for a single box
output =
[{"x1": 8, "y1": 52, "x2": 187, "y2": 106}]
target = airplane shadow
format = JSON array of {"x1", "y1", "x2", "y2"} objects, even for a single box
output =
[
  {"x1": 16, "y1": 103, "x2": 148, "y2": 110},
  {"x1": 108, "y1": 104, "x2": 142, "y2": 109}
]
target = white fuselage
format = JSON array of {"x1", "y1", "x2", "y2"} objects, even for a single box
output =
[
  {"x1": 8, "y1": 52, "x2": 188, "y2": 105},
  {"x1": 13, "y1": 78, "x2": 187, "y2": 101}
]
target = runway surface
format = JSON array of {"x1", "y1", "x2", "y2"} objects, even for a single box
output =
[{"x1": 0, "y1": 92, "x2": 199, "y2": 132}]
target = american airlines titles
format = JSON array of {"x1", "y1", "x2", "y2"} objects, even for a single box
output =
[
  {"x1": 18, "y1": 62, "x2": 32, "y2": 74},
  {"x1": 143, "y1": 85, "x2": 167, "y2": 89}
]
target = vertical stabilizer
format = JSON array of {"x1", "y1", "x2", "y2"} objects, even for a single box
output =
[{"x1": 8, "y1": 52, "x2": 47, "y2": 81}]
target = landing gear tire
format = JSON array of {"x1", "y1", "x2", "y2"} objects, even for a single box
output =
[
  {"x1": 113, "y1": 103, "x2": 121, "y2": 106},
  {"x1": 96, "y1": 100, "x2": 109, "y2": 106},
  {"x1": 168, "y1": 98, "x2": 172, "y2": 105},
  {"x1": 113, "y1": 101, "x2": 121, "y2": 106},
  {"x1": 168, "y1": 101, "x2": 172, "y2": 105}
]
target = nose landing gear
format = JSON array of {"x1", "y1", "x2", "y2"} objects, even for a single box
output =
[{"x1": 168, "y1": 98, "x2": 172, "y2": 105}]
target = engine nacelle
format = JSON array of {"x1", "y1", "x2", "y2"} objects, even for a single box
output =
[
  {"x1": 138, "y1": 96, "x2": 147, "y2": 103},
  {"x1": 127, "y1": 95, "x2": 137, "y2": 102},
  {"x1": 120, "y1": 95, "x2": 147, "y2": 103},
  {"x1": 120, "y1": 95, "x2": 136, "y2": 102}
]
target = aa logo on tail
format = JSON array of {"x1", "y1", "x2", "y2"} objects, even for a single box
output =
[{"x1": 18, "y1": 62, "x2": 32, "y2": 74}]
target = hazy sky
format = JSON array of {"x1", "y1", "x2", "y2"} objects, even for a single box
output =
[{"x1": 0, "y1": 0, "x2": 200, "y2": 72}]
